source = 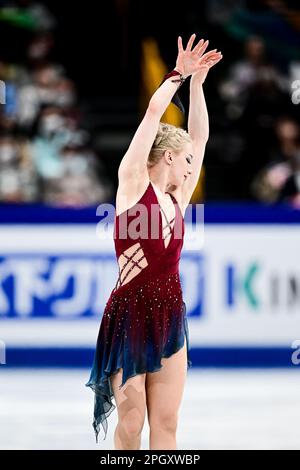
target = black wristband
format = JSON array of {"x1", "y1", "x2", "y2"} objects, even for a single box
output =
[{"x1": 159, "y1": 70, "x2": 186, "y2": 114}]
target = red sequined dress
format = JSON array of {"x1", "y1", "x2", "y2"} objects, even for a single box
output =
[{"x1": 85, "y1": 180, "x2": 192, "y2": 442}]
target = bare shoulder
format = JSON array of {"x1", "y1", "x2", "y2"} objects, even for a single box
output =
[{"x1": 115, "y1": 169, "x2": 150, "y2": 217}]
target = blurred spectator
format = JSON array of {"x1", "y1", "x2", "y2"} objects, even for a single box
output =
[
  {"x1": 27, "y1": 32, "x2": 54, "y2": 65},
  {"x1": 29, "y1": 105, "x2": 113, "y2": 206},
  {"x1": 0, "y1": 134, "x2": 39, "y2": 202},
  {"x1": 205, "y1": 0, "x2": 246, "y2": 26},
  {"x1": 251, "y1": 116, "x2": 300, "y2": 203},
  {"x1": 223, "y1": 1, "x2": 300, "y2": 68},
  {"x1": 30, "y1": 105, "x2": 68, "y2": 179},
  {"x1": 219, "y1": 36, "x2": 285, "y2": 119},
  {"x1": 17, "y1": 63, "x2": 75, "y2": 129},
  {"x1": 0, "y1": 0, "x2": 298, "y2": 205},
  {"x1": 0, "y1": 0, "x2": 57, "y2": 32},
  {"x1": 0, "y1": 61, "x2": 19, "y2": 119},
  {"x1": 240, "y1": 61, "x2": 290, "y2": 147},
  {"x1": 19, "y1": 0, "x2": 57, "y2": 31},
  {"x1": 42, "y1": 144, "x2": 113, "y2": 207},
  {"x1": 277, "y1": 172, "x2": 300, "y2": 208},
  {"x1": 0, "y1": 1, "x2": 127, "y2": 207}
]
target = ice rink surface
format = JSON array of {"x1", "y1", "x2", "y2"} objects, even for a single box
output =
[{"x1": 0, "y1": 367, "x2": 299, "y2": 450}]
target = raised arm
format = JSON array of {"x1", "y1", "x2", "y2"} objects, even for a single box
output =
[
  {"x1": 183, "y1": 47, "x2": 223, "y2": 206},
  {"x1": 118, "y1": 79, "x2": 182, "y2": 181},
  {"x1": 118, "y1": 34, "x2": 210, "y2": 183}
]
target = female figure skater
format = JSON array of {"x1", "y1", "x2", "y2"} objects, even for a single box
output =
[{"x1": 86, "y1": 33, "x2": 222, "y2": 450}]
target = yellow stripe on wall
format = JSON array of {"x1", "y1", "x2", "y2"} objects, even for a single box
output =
[{"x1": 140, "y1": 37, "x2": 183, "y2": 126}]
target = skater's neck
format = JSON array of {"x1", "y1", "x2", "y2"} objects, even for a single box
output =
[{"x1": 148, "y1": 167, "x2": 170, "y2": 197}]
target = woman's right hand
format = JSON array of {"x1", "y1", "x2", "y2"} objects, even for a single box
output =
[{"x1": 175, "y1": 34, "x2": 210, "y2": 78}]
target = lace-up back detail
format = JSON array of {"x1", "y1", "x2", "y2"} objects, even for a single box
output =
[
  {"x1": 113, "y1": 242, "x2": 148, "y2": 291},
  {"x1": 160, "y1": 203, "x2": 176, "y2": 249}
]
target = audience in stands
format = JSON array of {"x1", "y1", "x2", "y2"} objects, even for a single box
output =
[
  {"x1": 0, "y1": 0, "x2": 300, "y2": 207},
  {"x1": 0, "y1": 0, "x2": 113, "y2": 206}
]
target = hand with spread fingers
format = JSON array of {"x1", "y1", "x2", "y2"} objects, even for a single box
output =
[
  {"x1": 175, "y1": 33, "x2": 222, "y2": 82},
  {"x1": 192, "y1": 48, "x2": 223, "y2": 84}
]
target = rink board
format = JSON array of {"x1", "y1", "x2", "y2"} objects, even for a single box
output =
[{"x1": 0, "y1": 203, "x2": 300, "y2": 367}]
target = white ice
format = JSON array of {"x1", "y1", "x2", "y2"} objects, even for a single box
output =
[{"x1": 0, "y1": 368, "x2": 299, "y2": 450}]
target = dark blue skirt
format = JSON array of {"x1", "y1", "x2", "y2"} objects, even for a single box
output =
[{"x1": 85, "y1": 271, "x2": 192, "y2": 443}]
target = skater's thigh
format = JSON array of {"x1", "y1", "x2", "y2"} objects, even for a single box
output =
[
  {"x1": 145, "y1": 337, "x2": 187, "y2": 422},
  {"x1": 110, "y1": 369, "x2": 147, "y2": 423}
]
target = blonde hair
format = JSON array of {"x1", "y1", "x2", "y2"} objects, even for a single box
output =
[{"x1": 147, "y1": 122, "x2": 192, "y2": 169}]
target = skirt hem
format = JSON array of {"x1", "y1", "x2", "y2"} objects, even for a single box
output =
[{"x1": 85, "y1": 321, "x2": 192, "y2": 443}]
